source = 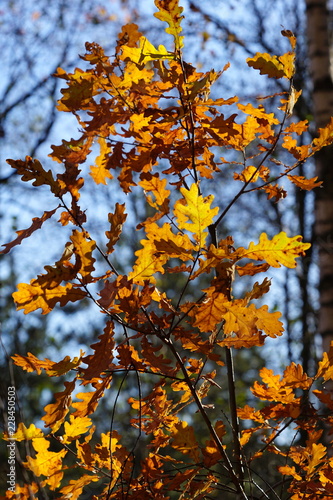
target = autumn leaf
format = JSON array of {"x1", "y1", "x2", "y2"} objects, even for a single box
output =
[
  {"x1": 59, "y1": 475, "x2": 100, "y2": 500},
  {"x1": 121, "y1": 36, "x2": 171, "y2": 65},
  {"x1": 6, "y1": 156, "x2": 61, "y2": 195},
  {"x1": 24, "y1": 437, "x2": 67, "y2": 490},
  {"x1": 247, "y1": 51, "x2": 295, "y2": 79},
  {"x1": 174, "y1": 183, "x2": 219, "y2": 246},
  {"x1": 72, "y1": 376, "x2": 112, "y2": 417},
  {"x1": 154, "y1": 0, "x2": 184, "y2": 50},
  {"x1": 235, "y1": 231, "x2": 310, "y2": 268},
  {"x1": 63, "y1": 415, "x2": 92, "y2": 443},
  {"x1": 89, "y1": 136, "x2": 113, "y2": 184},
  {"x1": 13, "y1": 281, "x2": 87, "y2": 315},
  {"x1": 170, "y1": 420, "x2": 200, "y2": 461},
  {"x1": 11, "y1": 352, "x2": 54, "y2": 375},
  {"x1": 1, "y1": 207, "x2": 59, "y2": 255},
  {"x1": 105, "y1": 203, "x2": 127, "y2": 254},
  {"x1": 70, "y1": 229, "x2": 96, "y2": 279},
  {"x1": 7, "y1": 423, "x2": 44, "y2": 442},
  {"x1": 287, "y1": 174, "x2": 323, "y2": 191},
  {"x1": 139, "y1": 172, "x2": 170, "y2": 213},
  {"x1": 42, "y1": 379, "x2": 76, "y2": 431},
  {"x1": 81, "y1": 321, "x2": 115, "y2": 379}
]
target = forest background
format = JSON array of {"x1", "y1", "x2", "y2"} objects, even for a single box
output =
[{"x1": 1, "y1": 0, "x2": 333, "y2": 499}]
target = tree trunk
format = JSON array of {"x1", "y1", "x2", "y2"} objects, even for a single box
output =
[{"x1": 305, "y1": 0, "x2": 333, "y2": 355}]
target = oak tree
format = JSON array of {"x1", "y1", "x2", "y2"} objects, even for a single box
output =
[{"x1": 3, "y1": 2, "x2": 333, "y2": 499}]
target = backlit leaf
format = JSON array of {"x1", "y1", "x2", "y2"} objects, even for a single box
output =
[
  {"x1": 235, "y1": 231, "x2": 310, "y2": 268},
  {"x1": 174, "y1": 183, "x2": 219, "y2": 246},
  {"x1": 13, "y1": 281, "x2": 87, "y2": 315},
  {"x1": 154, "y1": 0, "x2": 184, "y2": 50},
  {"x1": 1, "y1": 207, "x2": 59, "y2": 255}
]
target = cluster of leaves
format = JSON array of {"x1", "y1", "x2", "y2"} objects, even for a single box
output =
[{"x1": 2, "y1": 1, "x2": 333, "y2": 499}]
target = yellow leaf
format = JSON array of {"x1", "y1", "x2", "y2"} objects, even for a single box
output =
[
  {"x1": 63, "y1": 415, "x2": 92, "y2": 443},
  {"x1": 234, "y1": 165, "x2": 259, "y2": 183},
  {"x1": 170, "y1": 421, "x2": 200, "y2": 461},
  {"x1": 59, "y1": 475, "x2": 100, "y2": 500},
  {"x1": 46, "y1": 351, "x2": 84, "y2": 377},
  {"x1": 235, "y1": 232, "x2": 310, "y2": 268},
  {"x1": 174, "y1": 183, "x2": 218, "y2": 246},
  {"x1": 13, "y1": 281, "x2": 87, "y2": 315},
  {"x1": 121, "y1": 36, "x2": 171, "y2": 65},
  {"x1": 25, "y1": 437, "x2": 67, "y2": 490},
  {"x1": 70, "y1": 230, "x2": 96, "y2": 279},
  {"x1": 154, "y1": 0, "x2": 184, "y2": 50},
  {"x1": 237, "y1": 103, "x2": 279, "y2": 125},
  {"x1": 247, "y1": 51, "x2": 295, "y2": 79},
  {"x1": 7, "y1": 423, "x2": 43, "y2": 442},
  {"x1": 89, "y1": 136, "x2": 113, "y2": 185},
  {"x1": 139, "y1": 172, "x2": 170, "y2": 212},
  {"x1": 128, "y1": 238, "x2": 169, "y2": 285}
]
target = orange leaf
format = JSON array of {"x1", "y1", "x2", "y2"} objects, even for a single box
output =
[
  {"x1": 6, "y1": 156, "x2": 61, "y2": 195},
  {"x1": 42, "y1": 379, "x2": 76, "y2": 430},
  {"x1": 63, "y1": 415, "x2": 92, "y2": 443},
  {"x1": 59, "y1": 475, "x2": 99, "y2": 500},
  {"x1": 105, "y1": 203, "x2": 127, "y2": 254},
  {"x1": 24, "y1": 437, "x2": 67, "y2": 490},
  {"x1": 278, "y1": 465, "x2": 302, "y2": 481},
  {"x1": 283, "y1": 362, "x2": 313, "y2": 389},
  {"x1": 72, "y1": 376, "x2": 112, "y2": 417},
  {"x1": 11, "y1": 352, "x2": 54, "y2": 374},
  {"x1": 13, "y1": 281, "x2": 87, "y2": 315},
  {"x1": 81, "y1": 321, "x2": 115, "y2": 380},
  {"x1": 287, "y1": 174, "x2": 323, "y2": 191},
  {"x1": 1, "y1": 207, "x2": 59, "y2": 254},
  {"x1": 70, "y1": 230, "x2": 96, "y2": 279},
  {"x1": 89, "y1": 136, "x2": 113, "y2": 185},
  {"x1": 139, "y1": 172, "x2": 170, "y2": 213},
  {"x1": 170, "y1": 421, "x2": 200, "y2": 461}
]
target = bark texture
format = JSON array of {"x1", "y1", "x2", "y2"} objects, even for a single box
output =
[{"x1": 305, "y1": 0, "x2": 333, "y2": 354}]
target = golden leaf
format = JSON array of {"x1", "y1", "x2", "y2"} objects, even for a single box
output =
[
  {"x1": 174, "y1": 183, "x2": 219, "y2": 246},
  {"x1": 235, "y1": 231, "x2": 310, "y2": 268},
  {"x1": 13, "y1": 281, "x2": 87, "y2": 315}
]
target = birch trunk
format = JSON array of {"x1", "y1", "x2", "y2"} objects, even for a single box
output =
[{"x1": 305, "y1": 0, "x2": 333, "y2": 355}]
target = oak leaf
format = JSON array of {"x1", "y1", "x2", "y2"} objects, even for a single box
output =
[
  {"x1": 13, "y1": 281, "x2": 87, "y2": 315},
  {"x1": 1, "y1": 207, "x2": 59, "y2": 254},
  {"x1": 7, "y1": 423, "x2": 44, "y2": 442},
  {"x1": 105, "y1": 203, "x2": 127, "y2": 254},
  {"x1": 174, "y1": 183, "x2": 219, "y2": 246},
  {"x1": 42, "y1": 379, "x2": 76, "y2": 431},
  {"x1": 59, "y1": 475, "x2": 99, "y2": 500},
  {"x1": 63, "y1": 415, "x2": 92, "y2": 443},
  {"x1": 170, "y1": 421, "x2": 200, "y2": 461},
  {"x1": 24, "y1": 437, "x2": 67, "y2": 490},
  {"x1": 89, "y1": 136, "x2": 113, "y2": 184},
  {"x1": 72, "y1": 376, "x2": 112, "y2": 417},
  {"x1": 236, "y1": 231, "x2": 310, "y2": 268},
  {"x1": 81, "y1": 321, "x2": 115, "y2": 380},
  {"x1": 154, "y1": 0, "x2": 184, "y2": 50},
  {"x1": 287, "y1": 174, "x2": 323, "y2": 191}
]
